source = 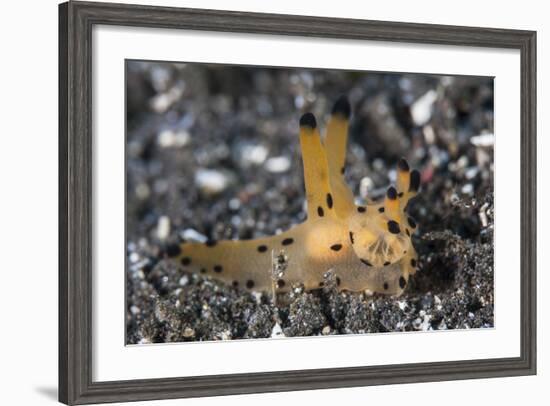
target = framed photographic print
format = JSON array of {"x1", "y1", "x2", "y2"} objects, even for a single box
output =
[{"x1": 59, "y1": 1, "x2": 536, "y2": 404}]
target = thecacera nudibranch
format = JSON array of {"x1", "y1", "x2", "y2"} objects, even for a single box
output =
[{"x1": 164, "y1": 96, "x2": 421, "y2": 296}]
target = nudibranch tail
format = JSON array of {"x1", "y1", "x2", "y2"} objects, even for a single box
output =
[
  {"x1": 167, "y1": 222, "x2": 335, "y2": 294},
  {"x1": 166, "y1": 236, "x2": 287, "y2": 293},
  {"x1": 168, "y1": 95, "x2": 422, "y2": 296}
]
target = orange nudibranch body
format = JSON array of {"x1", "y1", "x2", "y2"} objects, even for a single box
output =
[{"x1": 166, "y1": 96, "x2": 421, "y2": 296}]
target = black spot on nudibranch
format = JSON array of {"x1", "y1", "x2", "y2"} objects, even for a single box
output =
[
  {"x1": 299, "y1": 112, "x2": 317, "y2": 129},
  {"x1": 387, "y1": 220, "x2": 401, "y2": 234},
  {"x1": 399, "y1": 276, "x2": 407, "y2": 289},
  {"x1": 200, "y1": 268, "x2": 207, "y2": 274},
  {"x1": 409, "y1": 169, "x2": 421, "y2": 192},
  {"x1": 406, "y1": 229, "x2": 411, "y2": 237},
  {"x1": 257, "y1": 245, "x2": 268, "y2": 253},
  {"x1": 408, "y1": 216, "x2": 417, "y2": 229},
  {"x1": 213, "y1": 265, "x2": 223, "y2": 273},
  {"x1": 387, "y1": 186, "x2": 398, "y2": 200},
  {"x1": 232, "y1": 280, "x2": 239, "y2": 287},
  {"x1": 165, "y1": 244, "x2": 181, "y2": 258},
  {"x1": 246, "y1": 280, "x2": 255, "y2": 289},
  {"x1": 361, "y1": 259, "x2": 372, "y2": 267},
  {"x1": 349, "y1": 231, "x2": 354, "y2": 244},
  {"x1": 326, "y1": 193, "x2": 333, "y2": 209},
  {"x1": 336, "y1": 276, "x2": 341, "y2": 286},
  {"x1": 317, "y1": 206, "x2": 324, "y2": 217},
  {"x1": 411, "y1": 258, "x2": 417, "y2": 268},
  {"x1": 340, "y1": 166, "x2": 345, "y2": 175},
  {"x1": 332, "y1": 95, "x2": 351, "y2": 119},
  {"x1": 397, "y1": 158, "x2": 410, "y2": 172},
  {"x1": 330, "y1": 244, "x2": 342, "y2": 251},
  {"x1": 384, "y1": 261, "x2": 390, "y2": 266},
  {"x1": 383, "y1": 282, "x2": 389, "y2": 290},
  {"x1": 277, "y1": 279, "x2": 286, "y2": 289},
  {"x1": 357, "y1": 206, "x2": 366, "y2": 213},
  {"x1": 282, "y1": 238, "x2": 294, "y2": 246},
  {"x1": 205, "y1": 240, "x2": 217, "y2": 247},
  {"x1": 378, "y1": 207, "x2": 385, "y2": 213},
  {"x1": 398, "y1": 192, "x2": 404, "y2": 198},
  {"x1": 181, "y1": 257, "x2": 192, "y2": 266}
]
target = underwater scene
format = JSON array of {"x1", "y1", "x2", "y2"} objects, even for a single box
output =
[{"x1": 125, "y1": 61, "x2": 494, "y2": 343}]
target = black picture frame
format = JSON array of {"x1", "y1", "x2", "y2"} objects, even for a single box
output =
[{"x1": 59, "y1": 1, "x2": 537, "y2": 404}]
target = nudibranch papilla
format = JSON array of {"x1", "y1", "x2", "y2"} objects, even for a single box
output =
[{"x1": 164, "y1": 96, "x2": 421, "y2": 296}]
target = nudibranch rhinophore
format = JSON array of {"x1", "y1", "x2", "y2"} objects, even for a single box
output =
[{"x1": 165, "y1": 96, "x2": 421, "y2": 296}]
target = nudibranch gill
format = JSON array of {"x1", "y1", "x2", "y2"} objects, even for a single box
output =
[{"x1": 164, "y1": 96, "x2": 421, "y2": 296}]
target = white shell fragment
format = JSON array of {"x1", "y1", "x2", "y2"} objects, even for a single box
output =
[
  {"x1": 180, "y1": 228, "x2": 208, "y2": 243},
  {"x1": 265, "y1": 156, "x2": 291, "y2": 173},
  {"x1": 270, "y1": 323, "x2": 285, "y2": 338},
  {"x1": 470, "y1": 133, "x2": 495, "y2": 148},
  {"x1": 156, "y1": 215, "x2": 171, "y2": 240},
  {"x1": 240, "y1": 144, "x2": 269, "y2": 167},
  {"x1": 411, "y1": 90, "x2": 438, "y2": 126},
  {"x1": 194, "y1": 169, "x2": 231, "y2": 195},
  {"x1": 157, "y1": 129, "x2": 190, "y2": 148}
]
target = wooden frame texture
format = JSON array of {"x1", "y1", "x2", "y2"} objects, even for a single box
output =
[{"x1": 59, "y1": 1, "x2": 537, "y2": 404}]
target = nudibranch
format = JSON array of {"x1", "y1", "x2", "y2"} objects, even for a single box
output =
[{"x1": 165, "y1": 96, "x2": 421, "y2": 296}]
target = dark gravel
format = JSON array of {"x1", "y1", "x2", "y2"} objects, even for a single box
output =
[{"x1": 125, "y1": 61, "x2": 494, "y2": 344}]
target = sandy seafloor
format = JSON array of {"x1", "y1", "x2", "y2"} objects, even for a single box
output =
[{"x1": 125, "y1": 61, "x2": 494, "y2": 343}]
